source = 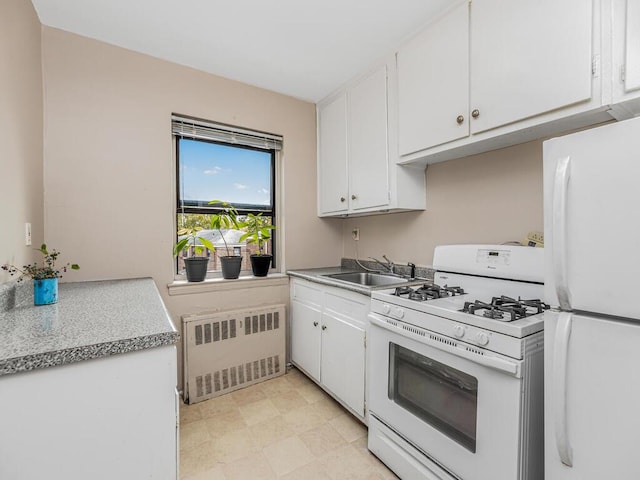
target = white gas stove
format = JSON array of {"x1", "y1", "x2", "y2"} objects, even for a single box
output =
[
  {"x1": 372, "y1": 244, "x2": 546, "y2": 355},
  {"x1": 367, "y1": 245, "x2": 545, "y2": 480}
]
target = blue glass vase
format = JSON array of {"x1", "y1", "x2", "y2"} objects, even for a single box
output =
[{"x1": 34, "y1": 278, "x2": 58, "y2": 306}]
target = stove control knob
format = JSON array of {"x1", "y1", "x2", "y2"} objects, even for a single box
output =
[
  {"x1": 392, "y1": 307, "x2": 405, "y2": 319},
  {"x1": 453, "y1": 325, "x2": 465, "y2": 338},
  {"x1": 476, "y1": 332, "x2": 490, "y2": 346},
  {"x1": 382, "y1": 304, "x2": 391, "y2": 314}
]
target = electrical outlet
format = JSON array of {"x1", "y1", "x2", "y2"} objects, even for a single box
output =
[
  {"x1": 25, "y1": 223, "x2": 32, "y2": 246},
  {"x1": 352, "y1": 228, "x2": 360, "y2": 241},
  {"x1": 524, "y1": 231, "x2": 544, "y2": 247}
]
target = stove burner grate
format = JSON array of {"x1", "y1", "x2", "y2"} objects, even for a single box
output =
[
  {"x1": 393, "y1": 283, "x2": 465, "y2": 301},
  {"x1": 393, "y1": 286, "x2": 413, "y2": 296},
  {"x1": 443, "y1": 285, "x2": 466, "y2": 296},
  {"x1": 461, "y1": 296, "x2": 550, "y2": 322}
]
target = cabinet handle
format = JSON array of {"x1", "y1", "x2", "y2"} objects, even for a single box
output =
[
  {"x1": 313, "y1": 321, "x2": 318, "y2": 327},
  {"x1": 340, "y1": 197, "x2": 345, "y2": 202},
  {"x1": 351, "y1": 194, "x2": 357, "y2": 200},
  {"x1": 456, "y1": 115, "x2": 464, "y2": 124},
  {"x1": 322, "y1": 325, "x2": 327, "y2": 330},
  {"x1": 471, "y1": 109, "x2": 480, "y2": 118}
]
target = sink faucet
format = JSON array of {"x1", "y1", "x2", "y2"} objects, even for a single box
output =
[
  {"x1": 408, "y1": 262, "x2": 416, "y2": 280},
  {"x1": 369, "y1": 255, "x2": 395, "y2": 274}
]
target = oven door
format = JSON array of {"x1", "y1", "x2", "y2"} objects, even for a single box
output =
[{"x1": 368, "y1": 312, "x2": 525, "y2": 480}]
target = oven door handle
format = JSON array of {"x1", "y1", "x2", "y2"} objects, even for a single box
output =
[{"x1": 368, "y1": 313, "x2": 521, "y2": 377}]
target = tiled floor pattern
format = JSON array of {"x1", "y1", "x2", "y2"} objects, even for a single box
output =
[{"x1": 179, "y1": 367, "x2": 398, "y2": 479}]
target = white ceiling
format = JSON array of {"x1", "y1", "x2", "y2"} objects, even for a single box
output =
[{"x1": 30, "y1": 0, "x2": 452, "y2": 103}]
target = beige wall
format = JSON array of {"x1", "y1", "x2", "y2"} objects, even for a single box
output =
[
  {"x1": 41, "y1": 27, "x2": 342, "y2": 316},
  {"x1": 7, "y1": 13, "x2": 544, "y2": 384},
  {"x1": 14, "y1": 19, "x2": 542, "y2": 311},
  {"x1": 343, "y1": 140, "x2": 544, "y2": 267},
  {"x1": 0, "y1": 0, "x2": 44, "y2": 282}
]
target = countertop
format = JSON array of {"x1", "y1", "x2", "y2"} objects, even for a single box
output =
[
  {"x1": 287, "y1": 266, "x2": 431, "y2": 296},
  {"x1": 0, "y1": 278, "x2": 178, "y2": 376}
]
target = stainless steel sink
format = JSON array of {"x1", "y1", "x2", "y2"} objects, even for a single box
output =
[{"x1": 324, "y1": 272, "x2": 410, "y2": 287}]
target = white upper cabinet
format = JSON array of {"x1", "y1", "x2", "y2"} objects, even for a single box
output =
[
  {"x1": 317, "y1": 61, "x2": 425, "y2": 217},
  {"x1": 321, "y1": 0, "x2": 627, "y2": 171},
  {"x1": 611, "y1": 0, "x2": 640, "y2": 117},
  {"x1": 318, "y1": 93, "x2": 349, "y2": 215},
  {"x1": 625, "y1": 0, "x2": 640, "y2": 92},
  {"x1": 470, "y1": 0, "x2": 593, "y2": 134},
  {"x1": 398, "y1": 1, "x2": 469, "y2": 155},
  {"x1": 397, "y1": 0, "x2": 614, "y2": 166},
  {"x1": 348, "y1": 66, "x2": 389, "y2": 211}
]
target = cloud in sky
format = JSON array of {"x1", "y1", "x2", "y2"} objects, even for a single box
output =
[
  {"x1": 203, "y1": 166, "x2": 222, "y2": 175},
  {"x1": 234, "y1": 183, "x2": 248, "y2": 190},
  {"x1": 258, "y1": 188, "x2": 269, "y2": 194}
]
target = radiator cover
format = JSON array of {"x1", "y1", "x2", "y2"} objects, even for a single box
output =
[{"x1": 182, "y1": 304, "x2": 286, "y2": 404}]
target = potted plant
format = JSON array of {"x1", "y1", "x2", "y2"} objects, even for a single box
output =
[
  {"x1": 208, "y1": 200, "x2": 244, "y2": 279},
  {"x1": 1, "y1": 244, "x2": 79, "y2": 305},
  {"x1": 240, "y1": 213, "x2": 276, "y2": 277},
  {"x1": 173, "y1": 226, "x2": 215, "y2": 282}
]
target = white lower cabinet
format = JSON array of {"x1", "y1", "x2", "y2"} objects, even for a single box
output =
[
  {"x1": 290, "y1": 295, "x2": 322, "y2": 382},
  {"x1": 290, "y1": 278, "x2": 367, "y2": 420},
  {"x1": 0, "y1": 345, "x2": 178, "y2": 480}
]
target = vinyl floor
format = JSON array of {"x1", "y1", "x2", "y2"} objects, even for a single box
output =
[{"x1": 179, "y1": 366, "x2": 398, "y2": 479}]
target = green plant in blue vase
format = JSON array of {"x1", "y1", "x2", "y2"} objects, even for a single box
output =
[{"x1": 1, "y1": 244, "x2": 79, "y2": 305}]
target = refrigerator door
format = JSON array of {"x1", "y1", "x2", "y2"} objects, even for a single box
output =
[
  {"x1": 543, "y1": 116, "x2": 640, "y2": 320},
  {"x1": 545, "y1": 310, "x2": 640, "y2": 479}
]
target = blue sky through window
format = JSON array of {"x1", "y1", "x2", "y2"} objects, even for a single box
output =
[{"x1": 179, "y1": 138, "x2": 272, "y2": 207}]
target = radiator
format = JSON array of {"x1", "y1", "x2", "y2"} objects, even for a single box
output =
[{"x1": 182, "y1": 304, "x2": 286, "y2": 404}]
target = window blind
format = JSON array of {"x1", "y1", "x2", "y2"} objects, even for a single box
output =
[{"x1": 172, "y1": 115, "x2": 283, "y2": 151}]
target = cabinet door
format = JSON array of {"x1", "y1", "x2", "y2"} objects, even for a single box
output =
[
  {"x1": 624, "y1": 0, "x2": 640, "y2": 94},
  {"x1": 290, "y1": 299, "x2": 322, "y2": 382},
  {"x1": 318, "y1": 94, "x2": 348, "y2": 214},
  {"x1": 348, "y1": 65, "x2": 389, "y2": 211},
  {"x1": 0, "y1": 346, "x2": 178, "y2": 480},
  {"x1": 470, "y1": 0, "x2": 593, "y2": 134},
  {"x1": 397, "y1": 2, "x2": 470, "y2": 155},
  {"x1": 320, "y1": 312, "x2": 366, "y2": 416}
]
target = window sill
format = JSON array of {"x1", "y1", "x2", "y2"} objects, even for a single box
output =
[{"x1": 167, "y1": 273, "x2": 289, "y2": 296}]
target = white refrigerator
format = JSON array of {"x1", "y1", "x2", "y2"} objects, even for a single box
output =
[{"x1": 544, "y1": 116, "x2": 640, "y2": 480}]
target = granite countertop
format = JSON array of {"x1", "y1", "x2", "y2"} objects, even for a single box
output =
[
  {"x1": 287, "y1": 264, "x2": 432, "y2": 296},
  {"x1": 0, "y1": 278, "x2": 178, "y2": 376}
]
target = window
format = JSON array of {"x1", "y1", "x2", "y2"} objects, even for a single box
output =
[{"x1": 172, "y1": 115, "x2": 281, "y2": 277}]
